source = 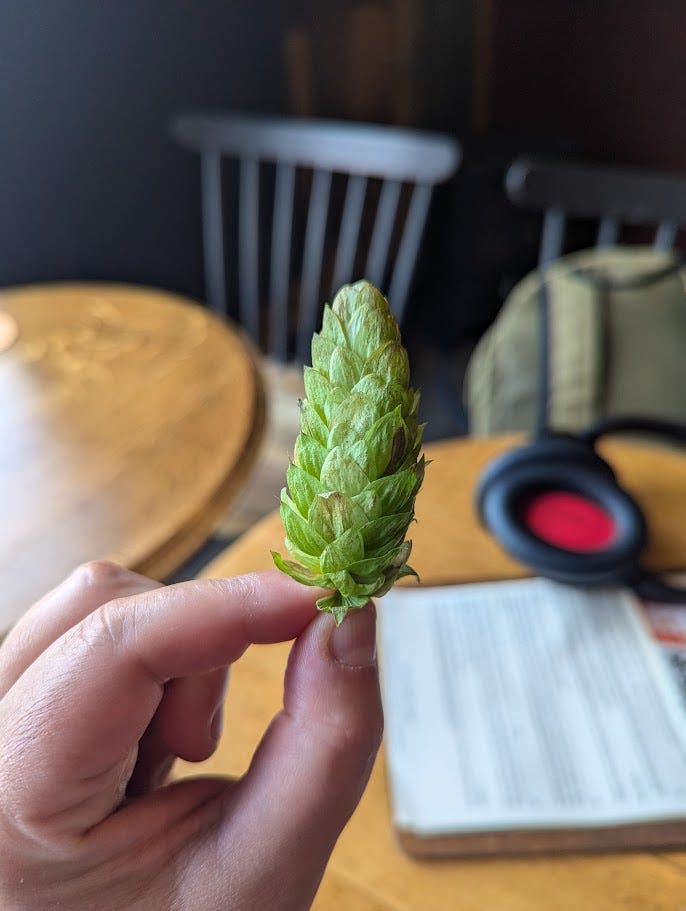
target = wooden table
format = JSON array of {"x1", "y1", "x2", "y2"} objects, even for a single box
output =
[
  {"x1": 0, "y1": 283, "x2": 264, "y2": 634},
  {"x1": 178, "y1": 435, "x2": 686, "y2": 910}
]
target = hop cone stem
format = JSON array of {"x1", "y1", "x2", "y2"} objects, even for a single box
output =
[{"x1": 272, "y1": 280, "x2": 425, "y2": 624}]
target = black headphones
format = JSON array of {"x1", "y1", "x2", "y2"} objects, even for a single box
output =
[{"x1": 476, "y1": 259, "x2": 686, "y2": 603}]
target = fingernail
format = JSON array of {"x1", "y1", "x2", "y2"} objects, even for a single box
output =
[
  {"x1": 329, "y1": 604, "x2": 377, "y2": 668},
  {"x1": 210, "y1": 706, "x2": 223, "y2": 742}
]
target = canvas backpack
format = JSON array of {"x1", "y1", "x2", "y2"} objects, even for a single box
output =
[{"x1": 465, "y1": 246, "x2": 686, "y2": 435}]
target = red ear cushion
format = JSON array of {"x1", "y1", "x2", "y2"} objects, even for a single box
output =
[{"x1": 522, "y1": 490, "x2": 617, "y2": 553}]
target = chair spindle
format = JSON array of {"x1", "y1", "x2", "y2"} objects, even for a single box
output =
[
  {"x1": 269, "y1": 163, "x2": 296, "y2": 360},
  {"x1": 239, "y1": 158, "x2": 261, "y2": 344},
  {"x1": 297, "y1": 169, "x2": 332, "y2": 363},
  {"x1": 366, "y1": 179, "x2": 402, "y2": 288},
  {"x1": 596, "y1": 215, "x2": 620, "y2": 248},
  {"x1": 332, "y1": 175, "x2": 368, "y2": 295},
  {"x1": 201, "y1": 152, "x2": 227, "y2": 315},
  {"x1": 388, "y1": 182, "x2": 433, "y2": 324},
  {"x1": 654, "y1": 220, "x2": 678, "y2": 250},
  {"x1": 539, "y1": 206, "x2": 566, "y2": 266}
]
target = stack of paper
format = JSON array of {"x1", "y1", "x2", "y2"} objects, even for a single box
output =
[{"x1": 379, "y1": 579, "x2": 686, "y2": 854}]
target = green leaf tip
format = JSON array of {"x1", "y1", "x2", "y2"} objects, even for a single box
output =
[{"x1": 273, "y1": 280, "x2": 426, "y2": 623}]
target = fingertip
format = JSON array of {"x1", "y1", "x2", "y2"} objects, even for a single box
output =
[{"x1": 328, "y1": 602, "x2": 377, "y2": 668}]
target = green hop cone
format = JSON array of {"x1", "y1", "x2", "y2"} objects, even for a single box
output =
[{"x1": 272, "y1": 279, "x2": 425, "y2": 624}]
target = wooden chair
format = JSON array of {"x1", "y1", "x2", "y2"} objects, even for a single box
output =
[
  {"x1": 505, "y1": 157, "x2": 686, "y2": 267},
  {"x1": 172, "y1": 112, "x2": 461, "y2": 362}
]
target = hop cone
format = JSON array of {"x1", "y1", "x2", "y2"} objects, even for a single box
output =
[{"x1": 272, "y1": 280, "x2": 425, "y2": 624}]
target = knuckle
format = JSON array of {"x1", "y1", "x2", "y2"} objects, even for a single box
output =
[
  {"x1": 69, "y1": 559, "x2": 127, "y2": 592},
  {"x1": 73, "y1": 594, "x2": 137, "y2": 656},
  {"x1": 317, "y1": 689, "x2": 384, "y2": 758},
  {"x1": 212, "y1": 573, "x2": 257, "y2": 608},
  {"x1": 94, "y1": 596, "x2": 136, "y2": 652},
  {"x1": 202, "y1": 575, "x2": 258, "y2": 634},
  {"x1": 308, "y1": 705, "x2": 383, "y2": 795}
]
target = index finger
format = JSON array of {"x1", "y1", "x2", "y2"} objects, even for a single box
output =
[
  {"x1": 0, "y1": 571, "x2": 319, "y2": 833},
  {"x1": 0, "y1": 561, "x2": 163, "y2": 698}
]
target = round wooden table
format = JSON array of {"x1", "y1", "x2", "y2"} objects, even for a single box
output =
[
  {"x1": 179, "y1": 435, "x2": 686, "y2": 911},
  {"x1": 0, "y1": 283, "x2": 265, "y2": 634}
]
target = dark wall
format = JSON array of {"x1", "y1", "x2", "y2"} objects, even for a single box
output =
[
  {"x1": 5, "y1": 3, "x2": 682, "y2": 338},
  {"x1": 0, "y1": 2, "x2": 288, "y2": 298},
  {"x1": 490, "y1": 1, "x2": 686, "y2": 172},
  {"x1": 425, "y1": 0, "x2": 686, "y2": 344}
]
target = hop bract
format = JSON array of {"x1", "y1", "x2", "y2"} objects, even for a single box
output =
[{"x1": 272, "y1": 280, "x2": 425, "y2": 624}]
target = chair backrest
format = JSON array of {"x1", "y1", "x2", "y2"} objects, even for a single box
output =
[
  {"x1": 505, "y1": 157, "x2": 686, "y2": 267},
  {"x1": 172, "y1": 113, "x2": 461, "y2": 362}
]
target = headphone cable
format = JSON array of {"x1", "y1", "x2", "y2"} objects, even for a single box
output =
[{"x1": 535, "y1": 275, "x2": 552, "y2": 439}]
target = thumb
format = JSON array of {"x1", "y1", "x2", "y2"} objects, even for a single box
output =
[{"x1": 211, "y1": 602, "x2": 383, "y2": 910}]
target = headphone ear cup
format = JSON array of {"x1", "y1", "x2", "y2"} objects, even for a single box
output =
[
  {"x1": 477, "y1": 438, "x2": 647, "y2": 587},
  {"x1": 476, "y1": 437, "x2": 616, "y2": 510}
]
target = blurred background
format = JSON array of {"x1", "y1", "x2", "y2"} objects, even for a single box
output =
[{"x1": 2, "y1": 0, "x2": 684, "y2": 445}]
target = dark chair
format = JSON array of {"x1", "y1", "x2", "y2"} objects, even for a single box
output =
[
  {"x1": 505, "y1": 157, "x2": 686, "y2": 266},
  {"x1": 172, "y1": 112, "x2": 461, "y2": 362}
]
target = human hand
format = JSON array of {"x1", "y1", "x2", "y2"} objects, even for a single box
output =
[{"x1": 0, "y1": 563, "x2": 382, "y2": 911}]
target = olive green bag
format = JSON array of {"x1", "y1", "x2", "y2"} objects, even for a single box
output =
[{"x1": 465, "y1": 247, "x2": 686, "y2": 435}]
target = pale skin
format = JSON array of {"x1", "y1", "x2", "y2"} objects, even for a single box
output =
[{"x1": 0, "y1": 563, "x2": 383, "y2": 910}]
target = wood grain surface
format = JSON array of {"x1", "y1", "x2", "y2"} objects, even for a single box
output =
[
  {"x1": 0, "y1": 283, "x2": 265, "y2": 634},
  {"x1": 176, "y1": 435, "x2": 686, "y2": 910}
]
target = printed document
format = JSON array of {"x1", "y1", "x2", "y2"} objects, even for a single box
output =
[{"x1": 379, "y1": 579, "x2": 686, "y2": 835}]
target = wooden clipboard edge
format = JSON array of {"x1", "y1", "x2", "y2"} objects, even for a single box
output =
[{"x1": 396, "y1": 818, "x2": 686, "y2": 858}]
